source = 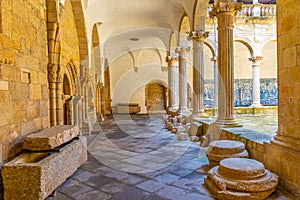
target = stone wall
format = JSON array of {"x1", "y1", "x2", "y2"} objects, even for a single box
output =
[
  {"x1": 267, "y1": 0, "x2": 300, "y2": 197},
  {"x1": 60, "y1": 0, "x2": 81, "y2": 68},
  {"x1": 0, "y1": 0, "x2": 48, "y2": 161}
]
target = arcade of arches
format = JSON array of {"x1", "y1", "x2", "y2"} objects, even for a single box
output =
[{"x1": 0, "y1": 0, "x2": 299, "y2": 199}]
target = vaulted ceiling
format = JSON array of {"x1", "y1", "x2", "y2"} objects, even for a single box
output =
[{"x1": 83, "y1": 0, "x2": 275, "y2": 63}]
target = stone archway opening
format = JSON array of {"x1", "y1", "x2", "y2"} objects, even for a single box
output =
[
  {"x1": 145, "y1": 82, "x2": 167, "y2": 113},
  {"x1": 62, "y1": 74, "x2": 73, "y2": 125}
]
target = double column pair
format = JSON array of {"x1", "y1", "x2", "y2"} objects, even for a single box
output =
[
  {"x1": 166, "y1": 31, "x2": 209, "y2": 115},
  {"x1": 166, "y1": 48, "x2": 190, "y2": 114}
]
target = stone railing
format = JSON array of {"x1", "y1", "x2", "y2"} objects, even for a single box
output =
[
  {"x1": 207, "y1": 4, "x2": 276, "y2": 23},
  {"x1": 236, "y1": 4, "x2": 276, "y2": 18}
]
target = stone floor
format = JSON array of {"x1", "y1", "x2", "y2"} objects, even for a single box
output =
[
  {"x1": 210, "y1": 114, "x2": 278, "y2": 135},
  {"x1": 47, "y1": 115, "x2": 295, "y2": 200}
]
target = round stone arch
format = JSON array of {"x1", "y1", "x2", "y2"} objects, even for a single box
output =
[
  {"x1": 178, "y1": 14, "x2": 192, "y2": 46},
  {"x1": 169, "y1": 32, "x2": 178, "y2": 53},
  {"x1": 145, "y1": 80, "x2": 168, "y2": 113},
  {"x1": 193, "y1": 0, "x2": 209, "y2": 30},
  {"x1": 234, "y1": 37, "x2": 256, "y2": 57},
  {"x1": 204, "y1": 38, "x2": 217, "y2": 58}
]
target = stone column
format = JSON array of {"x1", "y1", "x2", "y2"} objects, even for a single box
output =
[
  {"x1": 249, "y1": 56, "x2": 262, "y2": 108},
  {"x1": 212, "y1": 56, "x2": 218, "y2": 110},
  {"x1": 56, "y1": 78, "x2": 63, "y2": 125},
  {"x1": 166, "y1": 55, "x2": 179, "y2": 111},
  {"x1": 48, "y1": 64, "x2": 58, "y2": 126},
  {"x1": 210, "y1": 1, "x2": 242, "y2": 126},
  {"x1": 176, "y1": 46, "x2": 190, "y2": 114},
  {"x1": 188, "y1": 30, "x2": 209, "y2": 117}
]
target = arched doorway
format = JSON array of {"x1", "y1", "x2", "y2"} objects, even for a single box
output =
[
  {"x1": 145, "y1": 82, "x2": 167, "y2": 113},
  {"x1": 62, "y1": 74, "x2": 73, "y2": 125}
]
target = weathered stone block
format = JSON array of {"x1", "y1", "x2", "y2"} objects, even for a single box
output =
[
  {"x1": 23, "y1": 125, "x2": 79, "y2": 151},
  {"x1": 177, "y1": 132, "x2": 189, "y2": 141},
  {"x1": 190, "y1": 136, "x2": 200, "y2": 142},
  {"x1": 2, "y1": 137, "x2": 87, "y2": 200},
  {"x1": 189, "y1": 122, "x2": 202, "y2": 137}
]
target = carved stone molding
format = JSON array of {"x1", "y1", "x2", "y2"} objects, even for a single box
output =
[{"x1": 48, "y1": 64, "x2": 59, "y2": 83}]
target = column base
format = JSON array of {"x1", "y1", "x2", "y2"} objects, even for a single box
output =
[
  {"x1": 193, "y1": 110, "x2": 209, "y2": 118},
  {"x1": 168, "y1": 106, "x2": 179, "y2": 113},
  {"x1": 214, "y1": 117, "x2": 242, "y2": 128},
  {"x1": 271, "y1": 134, "x2": 300, "y2": 153},
  {"x1": 178, "y1": 107, "x2": 191, "y2": 115},
  {"x1": 251, "y1": 103, "x2": 262, "y2": 108}
]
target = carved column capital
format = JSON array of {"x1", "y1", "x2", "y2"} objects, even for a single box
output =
[
  {"x1": 175, "y1": 46, "x2": 190, "y2": 59},
  {"x1": 187, "y1": 30, "x2": 209, "y2": 42},
  {"x1": 211, "y1": 56, "x2": 218, "y2": 62},
  {"x1": 248, "y1": 56, "x2": 263, "y2": 62},
  {"x1": 166, "y1": 55, "x2": 178, "y2": 64},
  {"x1": 48, "y1": 64, "x2": 59, "y2": 83},
  {"x1": 209, "y1": 2, "x2": 243, "y2": 18}
]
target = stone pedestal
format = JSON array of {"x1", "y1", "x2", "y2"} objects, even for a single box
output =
[
  {"x1": 187, "y1": 30, "x2": 209, "y2": 118},
  {"x1": 206, "y1": 140, "x2": 249, "y2": 167},
  {"x1": 210, "y1": 2, "x2": 243, "y2": 127},
  {"x1": 205, "y1": 158, "x2": 278, "y2": 200}
]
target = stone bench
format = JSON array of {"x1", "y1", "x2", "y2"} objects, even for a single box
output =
[
  {"x1": 2, "y1": 125, "x2": 87, "y2": 200},
  {"x1": 206, "y1": 140, "x2": 249, "y2": 167},
  {"x1": 205, "y1": 158, "x2": 278, "y2": 199},
  {"x1": 116, "y1": 103, "x2": 141, "y2": 114}
]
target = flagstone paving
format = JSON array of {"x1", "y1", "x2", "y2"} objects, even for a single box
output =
[{"x1": 47, "y1": 115, "x2": 295, "y2": 200}]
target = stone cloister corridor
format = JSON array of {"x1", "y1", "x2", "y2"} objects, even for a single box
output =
[
  {"x1": 46, "y1": 115, "x2": 295, "y2": 200},
  {"x1": 0, "y1": 0, "x2": 299, "y2": 199}
]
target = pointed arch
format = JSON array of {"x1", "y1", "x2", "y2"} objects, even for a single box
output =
[{"x1": 70, "y1": 0, "x2": 89, "y2": 65}]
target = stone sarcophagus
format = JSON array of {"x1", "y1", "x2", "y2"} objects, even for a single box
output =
[{"x1": 1, "y1": 126, "x2": 87, "y2": 200}]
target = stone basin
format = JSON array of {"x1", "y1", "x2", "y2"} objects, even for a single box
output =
[
  {"x1": 2, "y1": 137, "x2": 87, "y2": 200},
  {"x1": 14, "y1": 152, "x2": 49, "y2": 164}
]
